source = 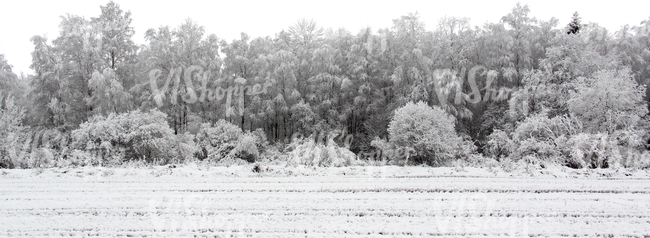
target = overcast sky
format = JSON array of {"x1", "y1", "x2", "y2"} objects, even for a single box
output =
[{"x1": 1, "y1": 0, "x2": 649, "y2": 75}]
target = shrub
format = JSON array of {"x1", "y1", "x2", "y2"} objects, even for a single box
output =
[
  {"x1": 71, "y1": 109, "x2": 177, "y2": 164},
  {"x1": 368, "y1": 137, "x2": 391, "y2": 162},
  {"x1": 232, "y1": 129, "x2": 269, "y2": 163},
  {"x1": 172, "y1": 132, "x2": 198, "y2": 163},
  {"x1": 250, "y1": 129, "x2": 269, "y2": 152},
  {"x1": 456, "y1": 133, "x2": 478, "y2": 161},
  {"x1": 612, "y1": 129, "x2": 645, "y2": 150},
  {"x1": 195, "y1": 120, "x2": 269, "y2": 163},
  {"x1": 558, "y1": 133, "x2": 620, "y2": 169},
  {"x1": 509, "y1": 113, "x2": 582, "y2": 162},
  {"x1": 512, "y1": 113, "x2": 582, "y2": 143},
  {"x1": 388, "y1": 101, "x2": 461, "y2": 166},
  {"x1": 290, "y1": 134, "x2": 357, "y2": 167},
  {"x1": 367, "y1": 137, "x2": 414, "y2": 166},
  {"x1": 195, "y1": 120, "x2": 243, "y2": 161},
  {"x1": 0, "y1": 94, "x2": 30, "y2": 168},
  {"x1": 230, "y1": 133, "x2": 259, "y2": 163},
  {"x1": 67, "y1": 149, "x2": 100, "y2": 167},
  {"x1": 515, "y1": 138, "x2": 560, "y2": 163},
  {"x1": 497, "y1": 111, "x2": 645, "y2": 169},
  {"x1": 258, "y1": 145, "x2": 286, "y2": 164},
  {"x1": 32, "y1": 148, "x2": 54, "y2": 168},
  {"x1": 485, "y1": 130, "x2": 515, "y2": 160},
  {"x1": 38, "y1": 129, "x2": 70, "y2": 162},
  {"x1": 618, "y1": 149, "x2": 650, "y2": 169}
]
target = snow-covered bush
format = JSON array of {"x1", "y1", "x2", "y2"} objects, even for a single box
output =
[
  {"x1": 512, "y1": 113, "x2": 582, "y2": 143},
  {"x1": 0, "y1": 94, "x2": 31, "y2": 168},
  {"x1": 557, "y1": 133, "x2": 621, "y2": 169},
  {"x1": 31, "y1": 147, "x2": 54, "y2": 168},
  {"x1": 173, "y1": 132, "x2": 198, "y2": 163},
  {"x1": 514, "y1": 138, "x2": 560, "y2": 163},
  {"x1": 71, "y1": 109, "x2": 178, "y2": 164},
  {"x1": 620, "y1": 128, "x2": 645, "y2": 144},
  {"x1": 566, "y1": 134, "x2": 605, "y2": 168},
  {"x1": 503, "y1": 110, "x2": 641, "y2": 169},
  {"x1": 456, "y1": 133, "x2": 479, "y2": 161},
  {"x1": 195, "y1": 120, "x2": 269, "y2": 163},
  {"x1": 368, "y1": 137, "x2": 391, "y2": 162},
  {"x1": 230, "y1": 133, "x2": 259, "y2": 163},
  {"x1": 388, "y1": 101, "x2": 462, "y2": 166},
  {"x1": 290, "y1": 133, "x2": 357, "y2": 167},
  {"x1": 66, "y1": 149, "x2": 100, "y2": 167},
  {"x1": 493, "y1": 110, "x2": 648, "y2": 169},
  {"x1": 367, "y1": 137, "x2": 415, "y2": 166},
  {"x1": 195, "y1": 119, "x2": 243, "y2": 161},
  {"x1": 510, "y1": 113, "x2": 582, "y2": 162},
  {"x1": 618, "y1": 149, "x2": 650, "y2": 169},
  {"x1": 485, "y1": 130, "x2": 515, "y2": 160}
]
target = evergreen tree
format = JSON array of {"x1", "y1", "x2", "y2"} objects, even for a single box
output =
[{"x1": 567, "y1": 12, "x2": 581, "y2": 34}]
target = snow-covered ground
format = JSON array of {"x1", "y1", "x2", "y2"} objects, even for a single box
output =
[{"x1": 1, "y1": 165, "x2": 649, "y2": 237}]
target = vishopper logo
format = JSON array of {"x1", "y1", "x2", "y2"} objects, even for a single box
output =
[
  {"x1": 428, "y1": 65, "x2": 518, "y2": 106},
  {"x1": 290, "y1": 130, "x2": 354, "y2": 149},
  {"x1": 149, "y1": 65, "x2": 272, "y2": 117},
  {"x1": 359, "y1": 146, "x2": 415, "y2": 165}
]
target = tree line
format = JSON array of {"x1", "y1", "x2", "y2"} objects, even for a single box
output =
[{"x1": 1, "y1": 1, "x2": 650, "y2": 169}]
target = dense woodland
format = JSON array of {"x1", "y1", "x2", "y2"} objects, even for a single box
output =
[{"x1": 2, "y1": 2, "x2": 650, "y2": 169}]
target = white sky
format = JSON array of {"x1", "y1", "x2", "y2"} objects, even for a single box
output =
[{"x1": 1, "y1": 0, "x2": 649, "y2": 76}]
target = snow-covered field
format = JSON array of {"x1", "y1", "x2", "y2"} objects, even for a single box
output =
[{"x1": 1, "y1": 165, "x2": 649, "y2": 237}]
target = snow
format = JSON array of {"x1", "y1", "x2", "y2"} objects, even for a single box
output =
[{"x1": 1, "y1": 165, "x2": 649, "y2": 237}]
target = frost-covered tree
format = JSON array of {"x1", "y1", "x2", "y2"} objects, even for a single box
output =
[
  {"x1": 568, "y1": 69, "x2": 648, "y2": 134},
  {"x1": 501, "y1": 3, "x2": 536, "y2": 85},
  {"x1": 91, "y1": 0, "x2": 137, "y2": 71},
  {"x1": 0, "y1": 54, "x2": 19, "y2": 98},
  {"x1": 91, "y1": 0, "x2": 139, "y2": 92},
  {"x1": 388, "y1": 101, "x2": 461, "y2": 166},
  {"x1": 87, "y1": 68, "x2": 133, "y2": 116}
]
